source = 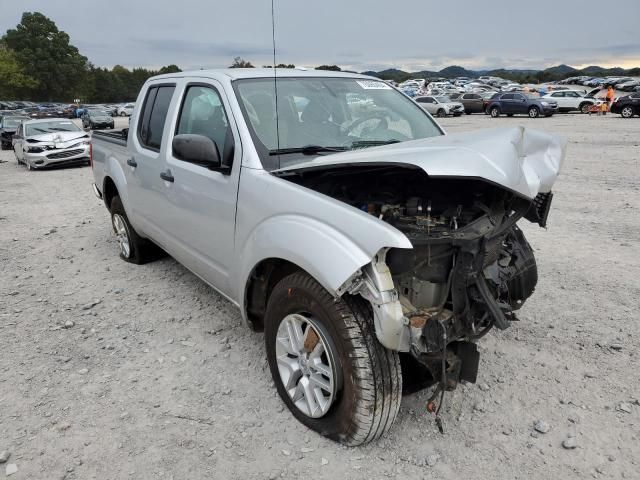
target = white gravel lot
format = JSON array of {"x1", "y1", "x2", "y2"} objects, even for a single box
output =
[{"x1": 0, "y1": 113, "x2": 639, "y2": 479}]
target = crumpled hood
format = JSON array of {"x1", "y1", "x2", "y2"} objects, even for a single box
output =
[
  {"x1": 28, "y1": 131, "x2": 88, "y2": 144},
  {"x1": 274, "y1": 126, "x2": 566, "y2": 199}
]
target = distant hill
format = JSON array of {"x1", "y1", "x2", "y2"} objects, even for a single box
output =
[{"x1": 361, "y1": 64, "x2": 640, "y2": 83}]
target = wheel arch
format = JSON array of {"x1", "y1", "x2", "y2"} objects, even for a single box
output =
[
  {"x1": 243, "y1": 257, "x2": 309, "y2": 331},
  {"x1": 102, "y1": 176, "x2": 119, "y2": 210}
]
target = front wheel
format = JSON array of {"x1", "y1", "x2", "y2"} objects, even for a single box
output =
[
  {"x1": 436, "y1": 108, "x2": 446, "y2": 117},
  {"x1": 580, "y1": 102, "x2": 591, "y2": 114},
  {"x1": 621, "y1": 106, "x2": 634, "y2": 118},
  {"x1": 528, "y1": 106, "x2": 540, "y2": 118},
  {"x1": 264, "y1": 272, "x2": 402, "y2": 446}
]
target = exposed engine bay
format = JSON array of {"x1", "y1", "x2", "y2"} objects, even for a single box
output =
[{"x1": 282, "y1": 164, "x2": 554, "y2": 393}]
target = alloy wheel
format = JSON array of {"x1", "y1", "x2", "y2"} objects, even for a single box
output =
[
  {"x1": 621, "y1": 106, "x2": 633, "y2": 118},
  {"x1": 112, "y1": 214, "x2": 131, "y2": 258},
  {"x1": 275, "y1": 313, "x2": 338, "y2": 418}
]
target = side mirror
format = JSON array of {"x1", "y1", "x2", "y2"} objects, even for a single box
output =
[{"x1": 172, "y1": 134, "x2": 221, "y2": 169}]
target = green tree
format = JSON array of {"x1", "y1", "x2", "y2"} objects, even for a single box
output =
[
  {"x1": 315, "y1": 65, "x2": 341, "y2": 71},
  {"x1": 2, "y1": 12, "x2": 89, "y2": 101},
  {"x1": 0, "y1": 45, "x2": 38, "y2": 99},
  {"x1": 158, "y1": 64, "x2": 181, "y2": 74},
  {"x1": 229, "y1": 56, "x2": 254, "y2": 68}
]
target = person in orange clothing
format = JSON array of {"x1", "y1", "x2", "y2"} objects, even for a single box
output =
[{"x1": 606, "y1": 86, "x2": 615, "y2": 111}]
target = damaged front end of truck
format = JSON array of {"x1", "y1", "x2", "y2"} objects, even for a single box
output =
[{"x1": 274, "y1": 126, "x2": 566, "y2": 397}]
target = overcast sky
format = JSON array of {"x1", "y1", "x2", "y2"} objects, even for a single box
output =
[{"x1": 2, "y1": 0, "x2": 639, "y2": 72}]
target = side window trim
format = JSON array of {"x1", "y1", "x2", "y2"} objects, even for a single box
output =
[{"x1": 172, "y1": 81, "x2": 236, "y2": 174}]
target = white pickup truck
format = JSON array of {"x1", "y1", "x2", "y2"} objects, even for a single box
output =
[{"x1": 90, "y1": 68, "x2": 565, "y2": 445}]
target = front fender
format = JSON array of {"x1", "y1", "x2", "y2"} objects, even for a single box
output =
[{"x1": 237, "y1": 214, "x2": 378, "y2": 301}]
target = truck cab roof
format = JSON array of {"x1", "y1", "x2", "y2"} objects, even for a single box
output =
[{"x1": 151, "y1": 68, "x2": 374, "y2": 82}]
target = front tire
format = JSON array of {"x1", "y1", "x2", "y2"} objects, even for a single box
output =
[
  {"x1": 528, "y1": 106, "x2": 540, "y2": 118},
  {"x1": 264, "y1": 272, "x2": 402, "y2": 446},
  {"x1": 109, "y1": 196, "x2": 163, "y2": 264},
  {"x1": 621, "y1": 106, "x2": 634, "y2": 118},
  {"x1": 436, "y1": 109, "x2": 446, "y2": 117},
  {"x1": 579, "y1": 102, "x2": 591, "y2": 114}
]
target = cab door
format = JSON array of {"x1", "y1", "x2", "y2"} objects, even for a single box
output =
[
  {"x1": 156, "y1": 81, "x2": 242, "y2": 295},
  {"x1": 124, "y1": 83, "x2": 177, "y2": 248}
]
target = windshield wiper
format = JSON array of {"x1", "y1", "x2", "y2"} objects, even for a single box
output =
[
  {"x1": 350, "y1": 139, "x2": 401, "y2": 149},
  {"x1": 269, "y1": 145, "x2": 348, "y2": 156}
]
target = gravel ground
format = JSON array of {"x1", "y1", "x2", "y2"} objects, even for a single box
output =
[{"x1": 1, "y1": 114, "x2": 639, "y2": 479}]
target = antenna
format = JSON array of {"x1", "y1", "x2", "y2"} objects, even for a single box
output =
[{"x1": 271, "y1": 0, "x2": 281, "y2": 155}]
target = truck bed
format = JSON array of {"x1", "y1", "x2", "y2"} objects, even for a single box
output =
[{"x1": 91, "y1": 128, "x2": 129, "y2": 147}]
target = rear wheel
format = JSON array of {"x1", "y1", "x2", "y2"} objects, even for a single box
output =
[
  {"x1": 490, "y1": 106, "x2": 500, "y2": 117},
  {"x1": 264, "y1": 272, "x2": 402, "y2": 446},
  {"x1": 528, "y1": 106, "x2": 540, "y2": 118},
  {"x1": 621, "y1": 106, "x2": 634, "y2": 118},
  {"x1": 109, "y1": 196, "x2": 163, "y2": 264}
]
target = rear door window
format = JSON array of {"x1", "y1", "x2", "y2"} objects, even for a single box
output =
[
  {"x1": 501, "y1": 94, "x2": 514, "y2": 100},
  {"x1": 138, "y1": 85, "x2": 176, "y2": 151}
]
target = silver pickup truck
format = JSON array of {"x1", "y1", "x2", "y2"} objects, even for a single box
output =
[{"x1": 91, "y1": 68, "x2": 565, "y2": 445}]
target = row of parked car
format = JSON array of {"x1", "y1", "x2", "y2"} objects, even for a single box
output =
[
  {"x1": 0, "y1": 101, "x2": 135, "y2": 120},
  {"x1": 559, "y1": 76, "x2": 640, "y2": 92},
  {"x1": 394, "y1": 74, "x2": 640, "y2": 118}
]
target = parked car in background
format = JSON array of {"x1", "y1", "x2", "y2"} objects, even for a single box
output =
[
  {"x1": 617, "y1": 79, "x2": 639, "y2": 92},
  {"x1": 541, "y1": 90, "x2": 598, "y2": 113},
  {"x1": 610, "y1": 92, "x2": 640, "y2": 118},
  {"x1": 0, "y1": 115, "x2": 30, "y2": 150},
  {"x1": 414, "y1": 95, "x2": 464, "y2": 116},
  {"x1": 486, "y1": 92, "x2": 558, "y2": 118},
  {"x1": 12, "y1": 118, "x2": 90, "y2": 170},
  {"x1": 457, "y1": 93, "x2": 486, "y2": 114},
  {"x1": 116, "y1": 103, "x2": 135, "y2": 116},
  {"x1": 82, "y1": 109, "x2": 115, "y2": 130}
]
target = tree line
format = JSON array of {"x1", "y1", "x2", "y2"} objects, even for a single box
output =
[{"x1": 0, "y1": 13, "x2": 343, "y2": 103}]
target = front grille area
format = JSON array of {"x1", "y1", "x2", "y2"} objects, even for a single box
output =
[{"x1": 46, "y1": 148, "x2": 84, "y2": 160}]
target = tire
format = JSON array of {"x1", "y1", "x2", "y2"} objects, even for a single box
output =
[
  {"x1": 579, "y1": 102, "x2": 591, "y2": 114},
  {"x1": 507, "y1": 114, "x2": 514, "y2": 117},
  {"x1": 528, "y1": 106, "x2": 540, "y2": 118},
  {"x1": 465, "y1": 111, "x2": 471, "y2": 115},
  {"x1": 436, "y1": 109, "x2": 446, "y2": 117},
  {"x1": 264, "y1": 272, "x2": 402, "y2": 446},
  {"x1": 120, "y1": 112, "x2": 126, "y2": 117},
  {"x1": 490, "y1": 106, "x2": 500, "y2": 117},
  {"x1": 621, "y1": 106, "x2": 634, "y2": 118},
  {"x1": 109, "y1": 196, "x2": 162, "y2": 264},
  {"x1": 0, "y1": 142, "x2": 7, "y2": 151}
]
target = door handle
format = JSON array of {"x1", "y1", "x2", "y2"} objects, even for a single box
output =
[
  {"x1": 126, "y1": 157, "x2": 137, "y2": 167},
  {"x1": 160, "y1": 169, "x2": 174, "y2": 182}
]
